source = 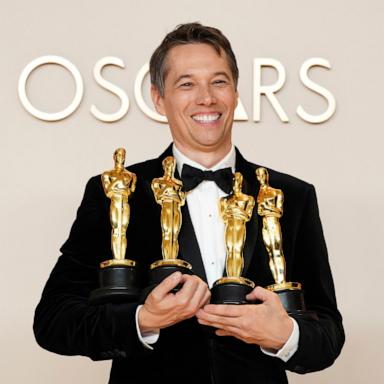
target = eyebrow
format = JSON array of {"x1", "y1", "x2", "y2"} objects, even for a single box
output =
[
  {"x1": 173, "y1": 74, "x2": 192, "y2": 85},
  {"x1": 173, "y1": 71, "x2": 232, "y2": 85},
  {"x1": 213, "y1": 71, "x2": 231, "y2": 81}
]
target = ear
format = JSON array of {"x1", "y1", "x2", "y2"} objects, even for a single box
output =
[{"x1": 151, "y1": 85, "x2": 166, "y2": 116}]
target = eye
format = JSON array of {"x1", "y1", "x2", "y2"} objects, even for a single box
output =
[
  {"x1": 179, "y1": 82, "x2": 193, "y2": 88},
  {"x1": 212, "y1": 79, "x2": 228, "y2": 86}
]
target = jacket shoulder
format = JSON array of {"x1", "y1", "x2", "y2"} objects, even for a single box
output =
[
  {"x1": 83, "y1": 155, "x2": 161, "y2": 189},
  {"x1": 246, "y1": 159, "x2": 314, "y2": 194},
  {"x1": 126, "y1": 156, "x2": 161, "y2": 178}
]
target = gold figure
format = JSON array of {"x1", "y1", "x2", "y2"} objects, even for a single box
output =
[
  {"x1": 151, "y1": 156, "x2": 191, "y2": 270},
  {"x1": 256, "y1": 167, "x2": 301, "y2": 291},
  {"x1": 100, "y1": 148, "x2": 137, "y2": 268},
  {"x1": 214, "y1": 172, "x2": 255, "y2": 288}
]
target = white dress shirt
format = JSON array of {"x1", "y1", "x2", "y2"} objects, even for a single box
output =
[
  {"x1": 135, "y1": 144, "x2": 299, "y2": 362},
  {"x1": 173, "y1": 144, "x2": 235, "y2": 288}
]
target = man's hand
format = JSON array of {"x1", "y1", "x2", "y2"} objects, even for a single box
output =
[
  {"x1": 138, "y1": 272, "x2": 211, "y2": 333},
  {"x1": 196, "y1": 286, "x2": 293, "y2": 350}
]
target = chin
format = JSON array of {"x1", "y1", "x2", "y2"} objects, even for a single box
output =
[
  {"x1": 196, "y1": 139, "x2": 229, "y2": 153},
  {"x1": 199, "y1": 133, "x2": 230, "y2": 148}
]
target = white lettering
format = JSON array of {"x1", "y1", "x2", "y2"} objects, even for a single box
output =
[
  {"x1": 134, "y1": 63, "x2": 167, "y2": 122},
  {"x1": 18, "y1": 55, "x2": 83, "y2": 121},
  {"x1": 297, "y1": 58, "x2": 336, "y2": 124},
  {"x1": 234, "y1": 98, "x2": 248, "y2": 121},
  {"x1": 253, "y1": 58, "x2": 289, "y2": 122},
  {"x1": 90, "y1": 57, "x2": 129, "y2": 122},
  {"x1": 18, "y1": 56, "x2": 336, "y2": 125}
]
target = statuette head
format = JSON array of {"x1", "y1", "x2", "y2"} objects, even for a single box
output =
[
  {"x1": 162, "y1": 156, "x2": 176, "y2": 177},
  {"x1": 256, "y1": 167, "x2": 268, "y2": 185},
  {"x1": 233, "y1": 172, "x2": 243, "y2": 194},
  {"x1": 113, "y1": 148, "x2": 126, "y2": 167}
]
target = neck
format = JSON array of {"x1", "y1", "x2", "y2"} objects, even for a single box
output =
[{"x1": 174, "y1": 141, "x2": 232, "y2": 169}]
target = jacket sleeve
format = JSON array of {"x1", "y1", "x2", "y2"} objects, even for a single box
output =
[
  {"x1": 285, "y1": 185, "x2": 345, "y2": 373},
  {"x1": 33, "y1": 176, "x2": 151, "y2": 361}
]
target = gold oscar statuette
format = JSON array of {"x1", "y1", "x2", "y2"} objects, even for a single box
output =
[
  {"x1": 90, "y1": 148, "x2": 140, "y2": 304},
  {"x1": 256, "y1": 167, "x2": 311, "y2": 316},
  {"x1": 149, "y1": 156, "x2": 192, "y2": 286},
  {"x1": 211, "y1": 172, "x2": 256, "y2": 304}
]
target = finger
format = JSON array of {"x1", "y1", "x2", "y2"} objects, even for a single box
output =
[
  {"x1": 216, "y1": 329, "x2": 229, "y2": 336},
  {"x1": 201, "y1": 289, "x2": 211, "y2": 306},
  {"x1": 246, "y1": 286, "x2": 271, "y2": 302},
  {"x1": 186, "y1": 280, "x2": 209, "y2": 310},
  {"x1": 202, "y1": 304, "x2": 243, "y2": 317},
  {"x1": 178, "y1": 274, "x2": 208, "y2": 297},
  {"x1": 216, "y1": 329, "x2": 234, "y2": 337},
  {"x1": 174, "y1": 275, "x2": 200, "y2": 302},
  {"x1": 196, "y1": 311, "x2": 240, "y2": 329},
  {"x1": 150, "y1": 271, "x2": 182, "y2": 300},
  {"x1": 179, "y1": 273, "x2": 204, "y2": 285},
  {"x1": 198, "y1": 315, "x2": 240, "y2": 333}
]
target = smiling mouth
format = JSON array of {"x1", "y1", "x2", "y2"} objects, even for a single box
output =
[{"x1": 191, "y1": 113, "x2": 221, "y2": 123}]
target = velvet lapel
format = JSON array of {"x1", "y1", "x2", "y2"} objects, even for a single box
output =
[
  {"x1": 140, "y1": 144, "x2": 173, "y2": 199},
  {"x1": 178, "y1": 203, "x2": 207, "y2": 282},
  {"x1": 234, "y1": 147, "x2": 260, "y2": 276},
  {"x1": 150, "y1": 144, "x2": 207, "y2": 282}
]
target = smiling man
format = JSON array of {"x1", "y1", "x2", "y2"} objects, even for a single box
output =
[
  {"x1": 151, "y1": 42, "x2": 237, "y2": 167},
  {"x1": 34, "y1": 23, "x2": 344, "y2": 384}
]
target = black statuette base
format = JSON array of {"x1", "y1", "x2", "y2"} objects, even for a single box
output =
[
  {"x1": 210, "y1": 282, "x2": 254, "y2": 304},
  {"x1": 149, "y1": 264, "x2": 193, "y2": 293},
  {"x1": 275, "y1": 289, "x2": 318, "y2": 320},
  {"x1": 90, "y1": 265, "x2": 140, "y2": 304}
]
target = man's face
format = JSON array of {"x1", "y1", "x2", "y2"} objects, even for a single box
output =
[{"x1": 151, "y1": 43, "x2": 238, "y2": 156}]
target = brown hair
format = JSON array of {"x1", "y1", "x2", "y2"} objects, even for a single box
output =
[{"x1": 149, "y1": 22, "x2": 239, "y2": 96}]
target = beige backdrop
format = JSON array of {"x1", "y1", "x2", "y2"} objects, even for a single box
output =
[{"x1": 1, "y1": 0, "x2": 383, "y2": 383}]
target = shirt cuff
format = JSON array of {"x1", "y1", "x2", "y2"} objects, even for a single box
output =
[
  {"x1": 260, "y1": 317, "x2": 299, "y2": 362},
  {"x1": 135, "y1": 305, "x2": 160, "y2": 350}
]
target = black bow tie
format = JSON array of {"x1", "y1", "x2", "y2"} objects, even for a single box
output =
[{"x1": 181, "y1": 164, "x2": 234, "y2": 194}]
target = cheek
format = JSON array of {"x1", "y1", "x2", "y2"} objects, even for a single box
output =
[
  {"x1": 219, "y1": 89, "x2": 237, "y2": 109},
  {"x1": 165, "y1": 95, "x2": 191, "y2": 117},
  {"x1": 227, "y1": 97, "x2": 238, "y2": 111}
]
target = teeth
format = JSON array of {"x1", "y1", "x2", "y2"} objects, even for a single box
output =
[{"x1": 192, "y1": 113, "x2": 220, "y2": 122}]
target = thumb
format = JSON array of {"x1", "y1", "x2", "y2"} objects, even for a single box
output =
[
  {"x1": 246, "y1": 286, "x2": 272, "y2": 302},
  {"x1": 150, "y1": 271, "x2": 182, "y2": 299}
]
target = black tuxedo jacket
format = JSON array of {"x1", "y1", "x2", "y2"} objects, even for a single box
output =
[{"x1": 34, "y1": 145, "x2": 344, "y2": 384}]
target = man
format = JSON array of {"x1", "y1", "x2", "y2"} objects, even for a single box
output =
[{"x1": 34, "y1": 23, "x2": 344, "y2": 383}]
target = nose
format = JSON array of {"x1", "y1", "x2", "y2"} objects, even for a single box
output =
[{"x1": 196, "y1": 84, "x2": 217, "y2": 106}]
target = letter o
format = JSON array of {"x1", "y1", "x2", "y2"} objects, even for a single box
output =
[
  {"x1": 18, "y1": 55, "x2": 84, "y2": 121},
  {"x1": 134, "y1": 63, "x2": 167, "y2": 123}
]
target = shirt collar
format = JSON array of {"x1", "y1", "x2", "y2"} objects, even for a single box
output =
[{"x1": 172, "y1": 143, "x2": 236, "y2": 176}]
